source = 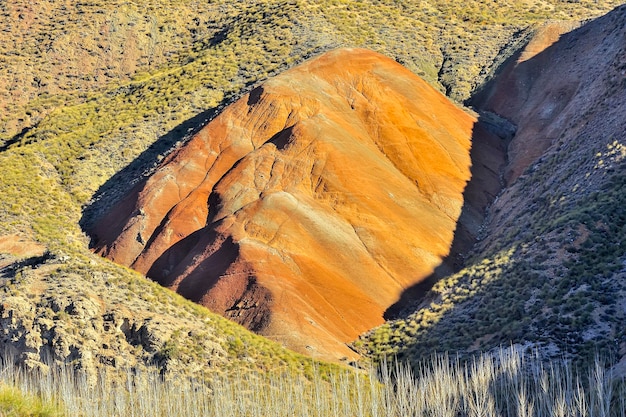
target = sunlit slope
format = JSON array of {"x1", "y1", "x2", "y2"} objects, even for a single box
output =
[{"x1": 0, "y1": 0, "x2": 622, "y2": 375}]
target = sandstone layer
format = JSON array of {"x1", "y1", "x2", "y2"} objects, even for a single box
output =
[{"x1": 90, "y1": 48, "x2": 489, "y2": 361}]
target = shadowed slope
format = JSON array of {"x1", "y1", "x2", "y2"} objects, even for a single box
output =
[
  {"x1": 89, "y1": 48, "x2": 485, "y2": 361},
  {"x1": 470, "y1": 17, "x2": 619, "y2": 183}
]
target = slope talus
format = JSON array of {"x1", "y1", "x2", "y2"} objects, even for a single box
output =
[{"x1": 90, "y1": 48, "x2": 486, "y2": 361}]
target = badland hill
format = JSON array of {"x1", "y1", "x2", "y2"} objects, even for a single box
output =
[{"x1": 88, "y1": 48, "x2": 504, "y2": 360}]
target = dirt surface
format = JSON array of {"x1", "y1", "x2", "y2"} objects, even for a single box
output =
[{"x1": 0, "y1": 234, "x2": 46, "y2": 267}]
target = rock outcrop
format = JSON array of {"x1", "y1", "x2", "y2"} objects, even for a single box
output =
[{"x1": 89, "y1": 48, "x2": 499, "y2": 360}]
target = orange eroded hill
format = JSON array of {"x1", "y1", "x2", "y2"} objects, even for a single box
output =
[{"x1": 90, "y1": 48, "x2": 482, "y2": 361}]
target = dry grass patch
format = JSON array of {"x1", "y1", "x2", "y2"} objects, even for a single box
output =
[{"x1": 2, "y1": 347, "x2": 626, "y2": 417}]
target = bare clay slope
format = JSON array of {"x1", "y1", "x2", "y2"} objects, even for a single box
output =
[{"x1": 89, "y1": 48, "x2": 491, "y2": 361}]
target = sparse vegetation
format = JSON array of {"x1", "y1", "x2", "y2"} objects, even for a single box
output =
[{"x1": 3, "y1": 0, "x2": 623, "y2": 144}]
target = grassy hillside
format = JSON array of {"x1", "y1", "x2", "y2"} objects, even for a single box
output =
[{"x1": 2, "y1": 0, "x2": 622, "y2": 142}]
